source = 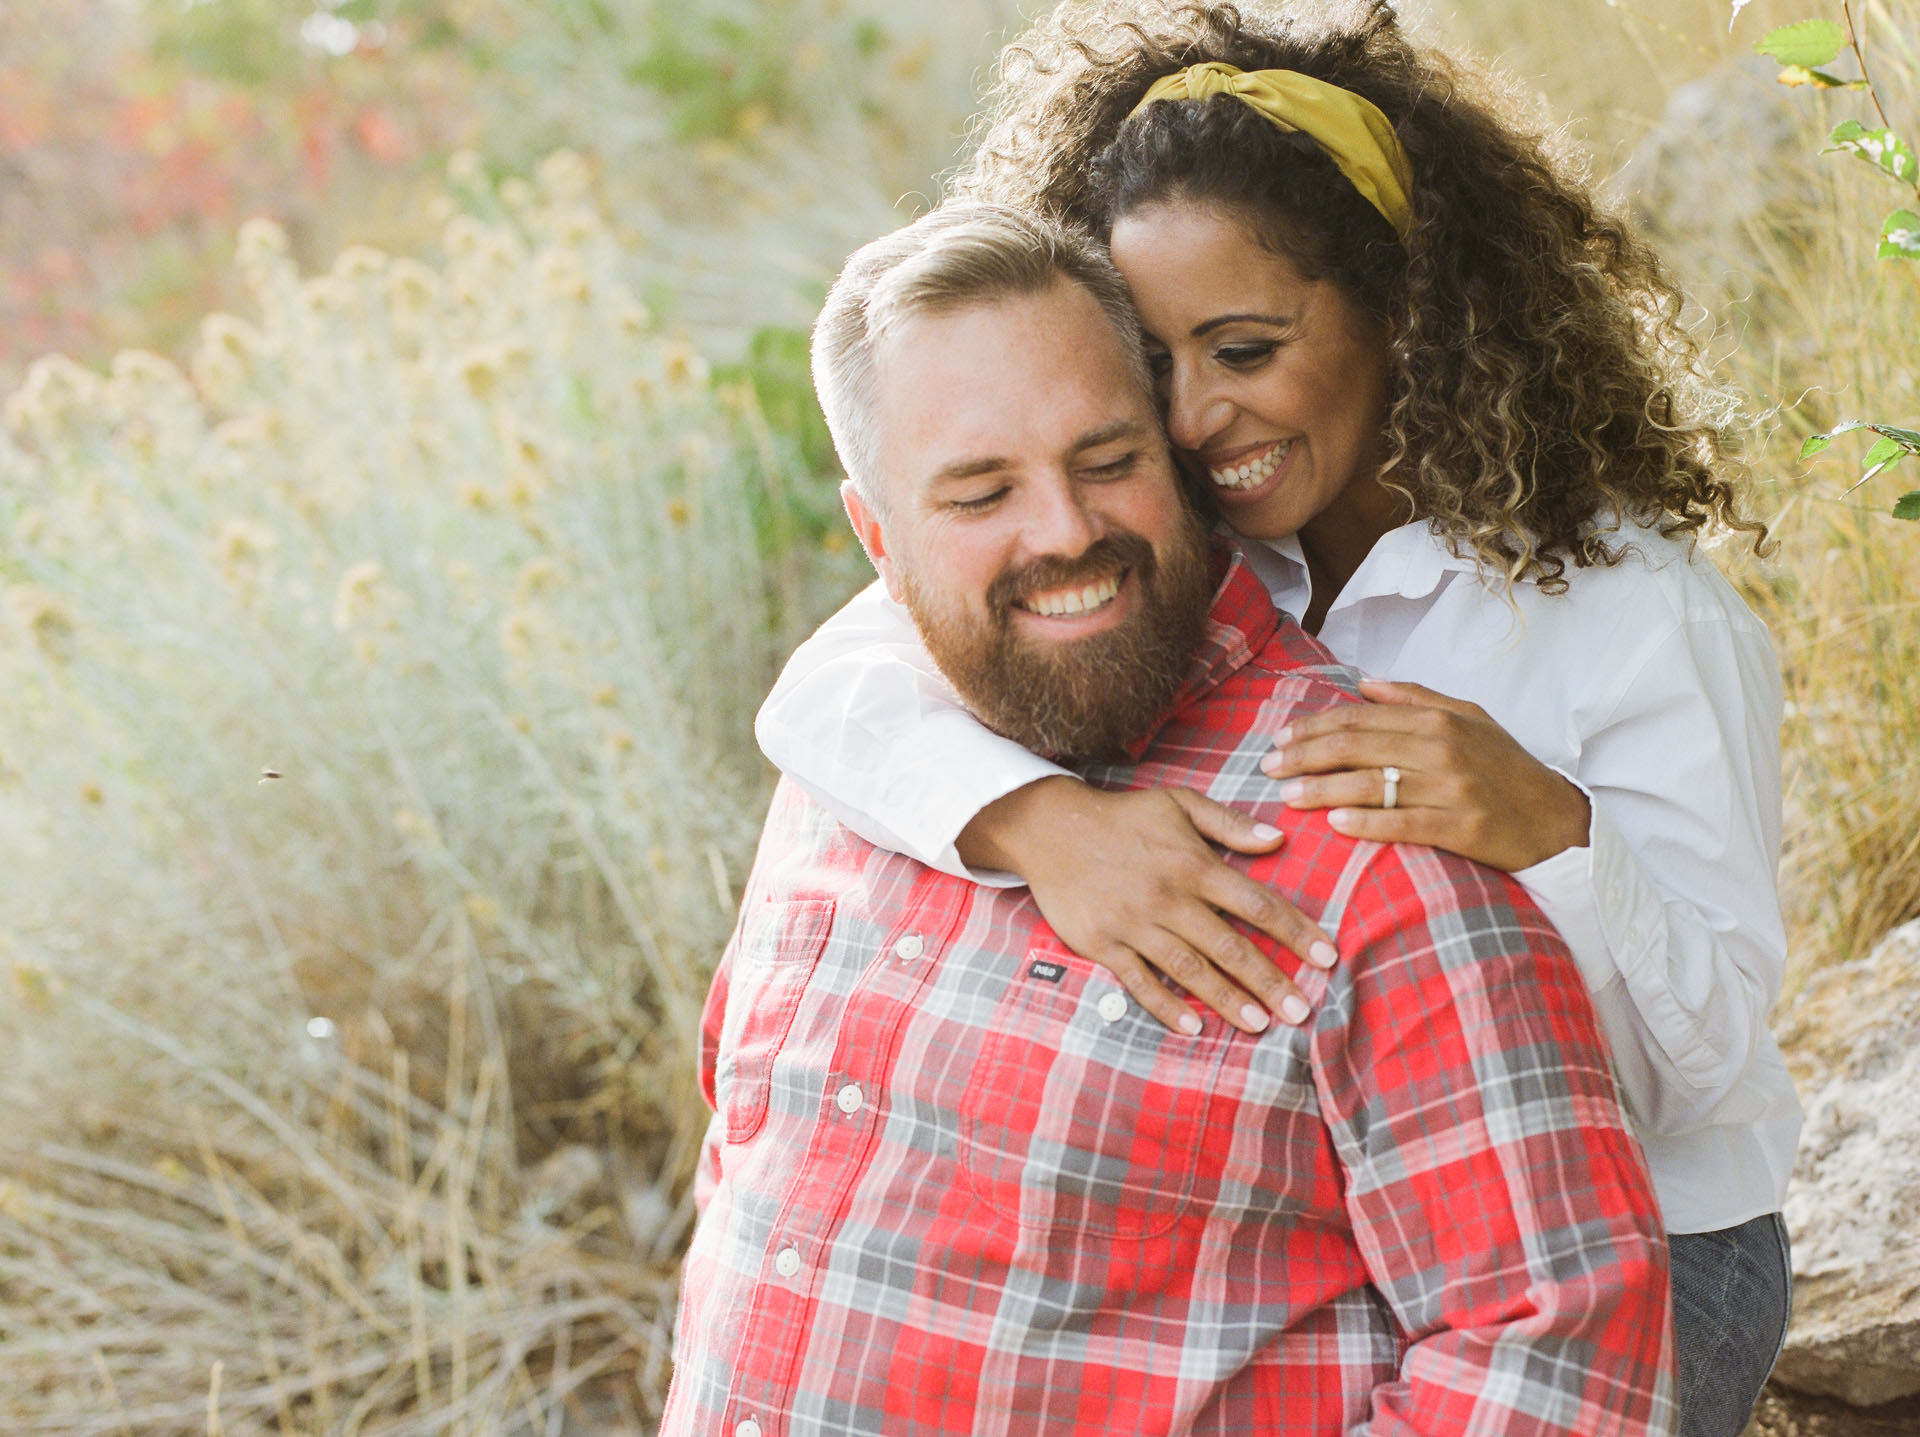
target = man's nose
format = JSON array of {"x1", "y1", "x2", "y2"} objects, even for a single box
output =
[
  {"x1": 1163, "y1": 363, "x2": 1233, "y2": 454},
  {"x1": 1022, "y1": 473, "x2": 1101, "y2": 558}
]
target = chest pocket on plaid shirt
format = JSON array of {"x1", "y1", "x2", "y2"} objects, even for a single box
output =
[
  {"x1": 721, "y1": 898, "x2": 834, "y2": 1145},
  {"x1": 957, "y1": 943, "x2": 1235, "y2": 1239}
]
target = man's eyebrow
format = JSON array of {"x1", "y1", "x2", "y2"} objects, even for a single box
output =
[
  {"x1": 1192, "y1": 312, "x2": 1294, "y2": 338},
  {"x1": 931, "y1": 456, "x2": 1011, "y2": 482},
  {"x1": 1069, "y1": 419, "x2": 1150, "y2": 452},
  {"x1": 929, "y1": 421, "x2": 1148, "y2": 483}
]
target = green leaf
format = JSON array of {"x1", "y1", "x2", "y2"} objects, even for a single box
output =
[
  {"x1": 1803, "y1": 420, "x2": 1872, "y2": 462},
  {"x1": 1866, "y1": 424, "x2": 1920, "y2": 451},
  {"x1": 1893, "y1": 492, "x2": 1920, "y2": 521},
  {"x1": 1879, "y1": 209, "x2": 1920, "y2": 260},
  {"x1": 1756, "y1": 19, "x2": 1847, "y2": 68},
  {"x1": 1777, "y1": 64, "x2": 1864, "y2": 88},
  {"x1": 1824, "y1": 124, "x2": 1920, "y2": 187},
  {"x1": 1863, "y1": 435, "x2": 1910, "y2": 471}
]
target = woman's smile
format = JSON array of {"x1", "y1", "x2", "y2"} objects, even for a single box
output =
[{"x1": 1201, "y1": 436, "x2": 1293, "y2": 495}]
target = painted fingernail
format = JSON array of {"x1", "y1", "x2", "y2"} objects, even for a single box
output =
[
  {"x1": 1240, "y1": 1004, "x2": 1271, "y2": 1033},
  {"x1": 1250, "y1": 822, "x2": 1282, "y2": 841},
  {"x1": 1179, "y1": 1013, "x2": 1204, "y2": 1035},
  {"x1": 1327, "y1": 808, "x2": 1355, "y2": 829},
  {"x1": 1281, "y1": 995, "x2": 1311, "y2": 1025},
  {"x1": 1260, "y1": 750, "x2": 1285, "y2": 776},
  {"x1": 1279, "y1": 781, "x2": 1305, "y2": 803},
  {"x1": 1273, "y1": 726, "x2": 1293, "y2": 744},
  {"x1": 1309, "y1": 940, "x2": 1339, "y2": 969}
]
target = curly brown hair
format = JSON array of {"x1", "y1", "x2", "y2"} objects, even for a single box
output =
[{"x1": 952, "y1": 0, "x2": 1768, "y2": 590}]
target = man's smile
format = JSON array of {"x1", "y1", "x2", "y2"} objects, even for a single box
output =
[{"x1": 1012, "y1": 568, "x2": 1127, "y2": 618}]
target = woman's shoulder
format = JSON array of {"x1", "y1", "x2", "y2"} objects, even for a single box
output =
[{"x1": 1517, "y1": 517, "x2": 1771, "y2": 638}]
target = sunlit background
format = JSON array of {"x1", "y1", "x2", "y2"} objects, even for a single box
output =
[{"x1": 1, "y1": 0, "x2": 1916, "y2": 1431}]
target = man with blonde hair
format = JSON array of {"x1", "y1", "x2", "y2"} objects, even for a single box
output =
[{"x1": 663, "y1": 203, "x2": 1675, "y2": 1436}]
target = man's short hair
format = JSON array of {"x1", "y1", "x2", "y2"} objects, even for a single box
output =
[{"x1": 810, "y1": 202, "x2": 1152, "y2": 513}]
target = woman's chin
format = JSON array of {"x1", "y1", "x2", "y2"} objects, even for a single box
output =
[{"x1": 1209, "y1": 477, "x2": 1307, "y2": 542}]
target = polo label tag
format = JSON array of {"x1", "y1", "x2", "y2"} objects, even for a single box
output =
[{"x1": 1027, "y1": 958, "x2": 1067, "y2": 984}]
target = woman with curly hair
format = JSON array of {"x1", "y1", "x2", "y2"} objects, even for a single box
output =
[{"x1": 758, "y1": 4, "x2": 1796, "y2": 1430}]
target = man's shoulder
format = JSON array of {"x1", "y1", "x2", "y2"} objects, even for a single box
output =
[
  {"x1": 1219, "y1": 608, "x2": 1370, "y2": 723},
  {"x1": 746, "y1": 776, "x2": 971, "y2": 925}
]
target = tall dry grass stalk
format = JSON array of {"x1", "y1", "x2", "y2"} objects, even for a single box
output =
[{"x1": 0, "y1": 153, "x2": 862, "y2": 1433}]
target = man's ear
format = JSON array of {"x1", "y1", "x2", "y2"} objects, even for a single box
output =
[{"x1": 840, "y1": 479, "x2": 904, "y2": 603}]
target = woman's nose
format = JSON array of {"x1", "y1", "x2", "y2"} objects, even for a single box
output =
[{"x1": 1162, "y1": 364, "x2": 1232, "y2": 453}]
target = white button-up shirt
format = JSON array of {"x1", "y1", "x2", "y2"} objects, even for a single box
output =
[{"x1": 754, "y1": 519, "x2": 1801, "y2": 1235}]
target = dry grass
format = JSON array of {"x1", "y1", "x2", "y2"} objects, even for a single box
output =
[
  {"x1": 1, "y1": 2, "x2": 1916, "y2": 1431},
  {"x1": 1442, "y1": 0, "x2": 1920, "y2": 975},
  {"x1": 0, "y1": 155, "x2": 863, "y2": 1434}
]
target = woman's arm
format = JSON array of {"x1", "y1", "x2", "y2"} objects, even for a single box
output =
[
  {"x1": 1262, "y1": 618, "x2": 1787, "y2": 1136},
  {"x1": 756, "y1": 581, "x2": 1340, "y2": 1032},
  {"x1": 1503, "y1": 618, "x2": 1786, "y2": 1135},
  {"x1": 755, "y1": 580, "x2": 1064, "y2": 880}
]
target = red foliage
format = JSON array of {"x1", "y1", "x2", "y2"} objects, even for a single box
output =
[{"x1": 0, "y1": 0, "x2": 483, "y2": 379}]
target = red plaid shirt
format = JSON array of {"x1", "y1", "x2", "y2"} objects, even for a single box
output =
[{"x1": 666, "y1": 547, "x2": 1675, "y2": 1437}]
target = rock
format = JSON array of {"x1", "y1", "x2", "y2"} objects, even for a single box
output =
[
  {"x1": 1772, "y1": 920, "x2": 1920, "y2": 1407},
  {"x1": 1611, "y1": 56, "x2": 1808, "y2": 286}
]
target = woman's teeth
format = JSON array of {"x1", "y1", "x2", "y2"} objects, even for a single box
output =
[
  {"x1": 1017, "y1": 572, "x2": 1123, "y2": 617},
  {"x1": 1207, "y1": 440, "x2": 1291, "y2": 491}
]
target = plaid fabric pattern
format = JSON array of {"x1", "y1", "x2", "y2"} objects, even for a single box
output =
[{"x1": 665, "y1": 547, "x2": 1676, "y2": 1437}]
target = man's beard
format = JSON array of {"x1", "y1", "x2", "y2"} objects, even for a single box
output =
[{"x1": 898, "y1": 510, "x2": 1215, "y2": 764}]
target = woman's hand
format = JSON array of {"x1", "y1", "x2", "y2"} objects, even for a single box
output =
[
  {"x1": 957, "y1": 776, "x2": 1339, "y2": 1036},
  {"x1": 1261, "y1": 678, "x2": 1591, "y2": 871}
]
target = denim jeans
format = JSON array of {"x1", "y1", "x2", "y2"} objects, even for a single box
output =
[{"x1": 1671, "y1": 1214, "x2": 1792, "y2": 1437}]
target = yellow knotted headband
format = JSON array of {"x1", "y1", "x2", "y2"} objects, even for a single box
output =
[{"x1": 1128, "y1": 62, "x2": 1415, "y2": 243}]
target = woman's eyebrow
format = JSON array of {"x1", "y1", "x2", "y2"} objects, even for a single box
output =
[{"x1": 1192, "y1": 312, "x2": 1292, "y2": 337}]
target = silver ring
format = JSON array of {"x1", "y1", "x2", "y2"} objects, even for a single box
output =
[{"x1": 1381, "y1": 766, "x2": 1401, "y2": 810}]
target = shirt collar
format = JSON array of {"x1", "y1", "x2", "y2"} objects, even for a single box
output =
[
  {"x1": 1250, "y1": 520, "x2": 1479, "y2": 613},
  {"x1": 1118, "y1": 537, "x2": 1279, "y2": 762}
]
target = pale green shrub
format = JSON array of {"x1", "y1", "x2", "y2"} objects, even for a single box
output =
[{"x1": 0, "y1": 154, "x2": 863, "y2": 1434}]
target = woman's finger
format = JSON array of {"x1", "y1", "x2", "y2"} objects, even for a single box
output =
[
  {"x1": 1168, "y1": 906, "x2": 1314, "y2": 1026},
  {"x1": 1092, "y1": 945, "x2": 1198, "y2": 1035},
  {"x1": 1095, "y1": 942, "x2": 1219, "y2": 1036},
  {"x1": 1271, "y1": 699, "x2": 1446, "y2": 750},
  {"x1": 1354, "y1": 676, "x2": 1488, "y2": 718},
  {"x1": 1278, "y1": 763, "x2": 1430, "y2": 813},
  {"x1": 1133, "y1": 926, "x2": 1271, "y2": 1034},
  {"x1": 1164, "y1": 787, "x2": 1287, "y2": 856},
  {"x1": 1322, "y1": 804, "x2": 1460, "y2": 847},
  {"x1": 1263, "y1": 724, "x2": 1450, "y2": 780},
  {"x1": 1193, "y1": 860, "x2": 1339, "y2": 973}
]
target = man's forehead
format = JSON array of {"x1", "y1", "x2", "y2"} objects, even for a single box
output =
[{"x1": 872, "y1": 286, "x2": 1150, "y2": 482}]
